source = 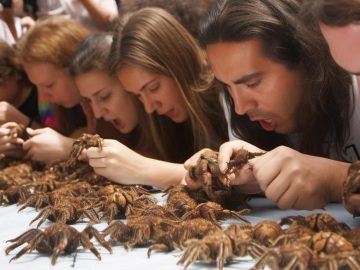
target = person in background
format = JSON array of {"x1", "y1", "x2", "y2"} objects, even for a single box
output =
[
  {"x1": 0, "y1": 0, "x2": 35, "y2": 42},
  {"x1": 35, "y1": 0, "x2": 119, "y2": 31},
  {"x1": 120, "y1": 0, "x2": 215, "y2": 38},
  {"x1": 0, "y1": 40, "x2": 40, "y2": 157},
  {"x1": 184, "y1": 0, "x2": 357, "y2": 210},
  {"x1": 302, "y1": 0, "x2": 360, "y2": 218},
  {"x1": 79, "y1": 7, "x2": 228, "y2": 188}
]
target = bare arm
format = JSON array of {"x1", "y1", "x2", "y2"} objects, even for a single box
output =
[{"x1": 79, "y1": 0, "x2": 118, "y2": 29}]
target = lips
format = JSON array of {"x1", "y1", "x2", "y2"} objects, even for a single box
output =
[
  {"x1": 258, "y1": 119, "x2": 275, "y2": 131},
  {"x1": 111, "y1": 119, "x2": 124, "y2": 131}
]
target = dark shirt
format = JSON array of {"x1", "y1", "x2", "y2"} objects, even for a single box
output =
[{"x1": 18, "y1": 87, "x2": 40, "y2": 123}]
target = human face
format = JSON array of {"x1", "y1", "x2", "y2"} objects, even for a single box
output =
[
  {"x1": 0, "y1": 79, "x2": 21, "y2": 105},
  {"x1": 206, "y1": 40, "x2": 304, "y2": 134},
  {"x1": 117, "y1": 65, "x2": 189, "y2": 123},
  {"x1": 24, "y1": 62, "x2": 81, "y2": 108},
  {"x1": 320, "y1": 23, "x2": 360, "y2": 85},
  {"x1": 74, "y1": 70, "x2": 138, "y2": 134}
]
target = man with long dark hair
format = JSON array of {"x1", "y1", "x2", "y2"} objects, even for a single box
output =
[{"x1": 185, "y1": 0, "x2": 360, "y2": 211}]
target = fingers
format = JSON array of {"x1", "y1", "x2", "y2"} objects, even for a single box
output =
[
  {"x1": 86, "y1": 147, "x2": 106, "y2": 158},
  {"x1": 88, "y1": 157, "x2": 107, "y2": 168},
  {"x1": 184, "y1": 172, "x2": 202, "y2": 190},
  {"x1": 232, "y1": 163, "x2": 256, "y2": 185},
  {"x1": 218, "y1": 143, "x2": 238, "y2": 172},
  {"x1": 184, "y1": 148, "x2": 210, "y2": 170}
]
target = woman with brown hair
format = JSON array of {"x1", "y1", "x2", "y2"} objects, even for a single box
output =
[
  {"x1": 15, "y1": 16, "x2": 95, "y2": 162},
  {"x1": 80, "y1": 7, "x2": 228, "y2": 188}
]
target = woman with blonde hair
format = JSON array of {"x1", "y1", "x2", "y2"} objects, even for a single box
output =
[
  {"x1": 80, "y1": 7, "x2": 228, "y2": 188},
  {"x1": 15, "y1": 16, "x2": 117, "y2": 162}
]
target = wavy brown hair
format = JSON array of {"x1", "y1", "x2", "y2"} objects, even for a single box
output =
[
  {"x1": 199, "y1": 0, "x2": 353, "y2": 158},
  {"x1": 69, "y1": 32, "x2": 158, "y2": 156},
  {"x1": 17, "y1": 17, "x2": 91, "y2": 136}
]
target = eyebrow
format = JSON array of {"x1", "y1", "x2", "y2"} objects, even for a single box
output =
[
  {"x1": 139, "y1": 78, "x2": 157, "y2": 93},
  {"x1": 233, "y1": 72, "x2": 263, "y2": 84}
]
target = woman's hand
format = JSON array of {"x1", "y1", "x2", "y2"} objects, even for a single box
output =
[
  {"x1": 22, "y1": 127, "x2": 74, "y2": 163},
  {"x1": 82, "y1": 139, "x2": 186, "y2": 188},
  {"x1": 0, "y1": 101, "x2": 30, "y2": 126},
  {"x1": 81, "y1": 139, "x2": 144, "y2": 184},
  {"x1": 0, "y1": 122, "x2": 25, "y2": 158}
]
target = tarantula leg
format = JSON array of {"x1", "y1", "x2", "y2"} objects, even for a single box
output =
[
  {"x1": 9, "y1": 234, "x2": 46, "y2": 263},
  {"x1": 6, "y1": 229, "x2": 39, "y2": 245},
  {"x1": 30, "y1": 207, "x2": 52, "y2": 228},
  {"x1": 230, "y1": 209, "x2": 251, "y2": 223},
  {"x1": 102, "y1": 220, "x2": 127, "y2": 238},
  {"x1": 83, "y1": 208, "x2": 100, "y2": 224},
  {"x1": 51, "y1": 231, "x2": 67, "y2": 265},
  {"x1": 178, "y1": 241, "x2": 210, "y2": 270},
  {"x1": 83, "y1": 226, "x2": 112, "y2": 254},
  {"x1": 248, "y1": 242, "x2": 267, "y2": 259},
  {"x1": 79, "y1": 233, "x2": 101, "y2": 260}
]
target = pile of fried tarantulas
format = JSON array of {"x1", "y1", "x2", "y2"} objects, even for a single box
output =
[{"x1": 1, "y1": 123, "x2": 360, "y2": 269}]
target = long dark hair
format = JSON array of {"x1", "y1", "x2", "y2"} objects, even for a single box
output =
[
  {"x1": 69, "y1": 32, "x2": 157, "y2": 155},
  {"x1": 199, "y1": 0, "x2": 353, "y2": 157}
]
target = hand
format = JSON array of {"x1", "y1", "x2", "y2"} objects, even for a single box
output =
[
  {"x1": 217, "y1": 140, "x2": 264, "y2": 193},
  {"x1": 82, "y1": 139, "x2": 144, "y2": 184},
  {"x1": 0, "y1": 101, "x2": 30, "y2": 126},
  {"x1": 22, "y1": 127, "x2": 74, "y2": 163},
  {"x1": 20, "y1": 16, "x2": 36, "y2": 30},
  {"x1": 183, "y1": 148, "x2": 212, "y2": 190},
  {"x1": 0, "y1": 123, "x2": 25, "y2": 158},
  {"x1": 250, "y1": 146, "x2": 348, "y2": 209}
]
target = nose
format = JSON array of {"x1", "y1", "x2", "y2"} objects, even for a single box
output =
[
  {"x1": 229, "y1": 87, "x2": 257, "y2": 115},
  {"x1": 91, "y1": 103, "x2": 105, "y2": 119},
  {"x1": 141, "y1": 95, "x2": 159, "y2": 114}
]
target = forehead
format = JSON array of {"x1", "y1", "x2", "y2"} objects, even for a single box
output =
[
  {"x1": 24, "y1": 62, "x2": 59, "y2": 83},
  {"x1": 205, "y1": 40, "x2": 268, "y2": 79},
  {"x1": 117, "y1": 65, "x2": 158, "y2": 91}
]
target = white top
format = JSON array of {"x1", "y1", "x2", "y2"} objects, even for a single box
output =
[
  {"x1": 224, "y1": 76, "x2": 360, "y2": 162},
  {"x1": 36, "y1": 0, "x2": 118, "y2": 31},
  {"x1": 0, "y1": 19, "x2": 15, "y2": 45}
]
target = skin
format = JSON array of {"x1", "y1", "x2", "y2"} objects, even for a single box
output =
[
  {"x1": 206, "y1": 40, "x2": 304, "y2": 134},
  {"x1": 0, "y1": 79, "x2": 32, "y2": 125},
  {"x1": 74, "y1": 70, "x2": 138, "y2": 134},
  {"x1": 184, "y1": 40, "x2": 350, "y2": 210},
  {"x1": 24, "y1": 62, "x2": 81, "y2": 108},
  {"x1": 320, "y1": 23, "x2": 360, "y2": 213},
  {"x1": 117, "y1": 65, "x2": 189, "y2": 123},
  {"x1": 320, "y1": 23, "x2": 360, "y2": 78}
]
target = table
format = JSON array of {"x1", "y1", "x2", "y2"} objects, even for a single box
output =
[{"x1": 0, "y1": 197, "x2": 358, "y2": 270}]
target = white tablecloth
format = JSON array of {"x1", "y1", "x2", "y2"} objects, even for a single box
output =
[{"x1": 0, "y1": 196, "x2": 358, "y2": 270}]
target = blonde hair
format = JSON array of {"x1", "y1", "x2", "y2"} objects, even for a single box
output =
[
  {"x1": 17, "y1": 16, "x2": 90, "y2": 68},
  {"x1": 17, "y1": 17, "x2": 90, "y2": 136},
  {"x1": 110, "y1": 8, "x2": 227, "y2": 161}
]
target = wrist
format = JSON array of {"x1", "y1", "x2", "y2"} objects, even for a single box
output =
[{"x1": 329, "y1": 161, "x2": 350, "y2": 202}]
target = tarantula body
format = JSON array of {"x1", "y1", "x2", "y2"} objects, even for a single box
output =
[
  {"x1": 148, "y1": 218, "x2": 221, "y2": 255},
  {"x1": 0, "y1": 185, "x2": 30, "y2": 205},
  {"x1": 8, "y1": 123, "x2": 28, "y2": 140},
  {"x1": 181, "y1": 201, "x2": 250, "y2": 224},
  {"x1": 177, "y1": 222, "x2": 268, "y2": 270},
  {"x1": 5, "y1": 223, "x2": 112, "y2": 265},
  {"x1": 189, "y1": 150, "x2": 231, "y2": 202},
  {"x1": 66, "y1": 133, "x2": 103, "y2": 169},
  {"x1": 252, "y1": 244, "x2": 315, "y2": 270},
  {"x1": 252, "y1": 220, "x2": 283, "y2": 247},
  {"x1": 226, "y1": 148, "x2": 264, "y2": 174},
  {"x1": 280, "y1": 213, "x2": 350, "y2": 233},
  {"x1": 178, "y1": 230, "x2": 233, "y2": 270},
  {"x1": 103, "y1": 216, "x2": 177, "y2": 249},
  {"x1": 30, "y1": 196, "x2": 100, "y2": 227},
  {"x1": 343, "y1": 160, "x2": 360, "y2": 216}
]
